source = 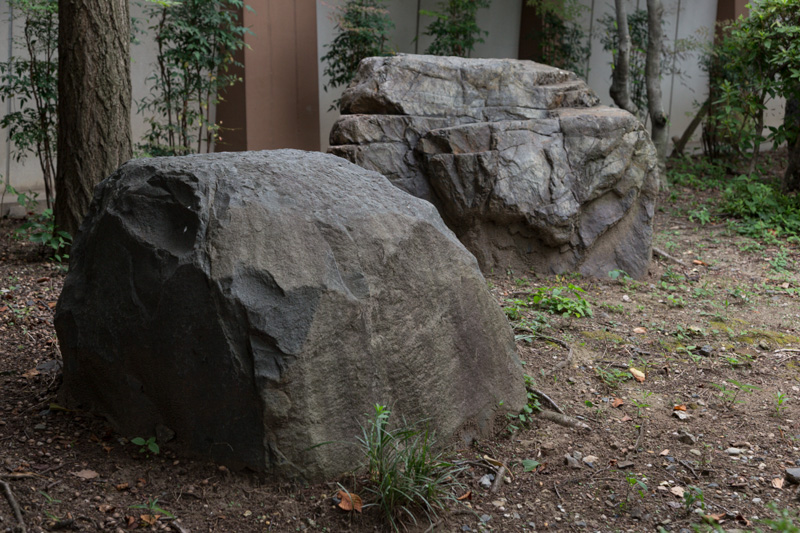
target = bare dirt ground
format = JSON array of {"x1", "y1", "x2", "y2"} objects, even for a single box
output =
[{"x1": 2, "y1": 166, "x2": 800, "y2": 533}]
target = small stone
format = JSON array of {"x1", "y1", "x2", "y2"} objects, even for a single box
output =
[
  {"x1": 617, "y1": 460, "x2": 635, "y2": 469},
  {"x1": 565, "y1": 454, "x2": 583, "y2": 469},
  {"x1": 572, "y1": 451, "x2": 583, "y2": 460},
  {"x1": 752, "y1": 498, "x2": 762, "y2": 504},
  {"x1": 622, "y1": 295, "x2": 631, "y2": 302},
  {"x1": 785, "y1": 468, "x2": 800, "y2": 484},
  {"x1": 678, "y1": 432, "x2": 697, "y2": 444},
  {"x1": 699, "y1": 345, "x2": 713, "y2": 357},
  {"x1": 478, "y1": 474, "x2": 494, "y2": 489},
  {"x1": 673, "y1": 411, "x2": 691, "y2": 421},
  {"x1": 689, "y1": 449, "x2": 702, "y2": 457},
  {"x1": 582, "y1": 455, "x2": 598, "y2": 467},
  {"x1": 480, "y1": 514, "x2": 492, "y2": 523},
  {"x1": 726, "y1": 448, "x2": 744, "y2": 456},
  {"x1": 461, "y1": 526, "x2": 472, "y2": 532}
]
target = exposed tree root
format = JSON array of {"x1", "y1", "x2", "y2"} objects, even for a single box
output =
[
  {"x1": 537, "y1": 409, "x2": 591, "y2": 431},
  {"x1": 1, "y1": 479, "x2": 27, "y2": 533},
  {"x1": 652, "y1": 246, "x2": 687, "y2": 267},
  {"x1": 529, "y1": 388, "x2": 564, "y2": 415}
]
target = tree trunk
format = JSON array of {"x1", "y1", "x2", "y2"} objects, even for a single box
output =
[
  {"x1": 609, "y1": 0, "x2": 637, "y2": 116},
  {"x1": 782, "y1": 95, "x2": 800, "y2": 192},
  {"x1": 785, "y1": 131, "x2": 800, "y2": 192},
  {"x1": 56, "y1": 0, "x2": 132, "y2": 237},
  {"x1": 646, "y1": 0, "x2": 668, "y2": 179}
]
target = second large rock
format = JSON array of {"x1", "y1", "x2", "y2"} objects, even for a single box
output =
[{"x1": 330, "y1": 55, "x2": 658, "y2": 279}]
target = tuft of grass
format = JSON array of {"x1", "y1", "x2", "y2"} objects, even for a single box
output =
[{"x1": 357, "y1": 405, "x2": 464, "y2": 532}]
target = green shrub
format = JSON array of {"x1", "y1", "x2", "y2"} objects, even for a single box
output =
[
  {"x1": 358, "y1": 404, "x2": 464, "y2": 532},
  {"x1": 720, "y1": 175, "x2": 800, "y2": 238},
  {"x1": 421, "y1": 0, "x2": 491, "y2": 58},
  {"x1": 321, "y1": 0, "x2": 394, "y2": 109}
]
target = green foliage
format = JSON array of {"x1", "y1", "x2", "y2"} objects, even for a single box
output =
[
  {"x1": 6, "y1": 186, "x2": 71, "y2": 262},
  {"x1": 131, "y1": 436, "x2": 160, "y2": 455},
  {"x1": 525, "y1": 0, "x2": 589, "y2": 78},
  {"x1": 595, "y1": 366, "x2": 632, "y2": 389},
  {"x1": 129, "y1": 498, "x2": 174, "y2": 518},
  {"x1": 624, "y1": 471, "x2": 648, "y2": 501},
  {"x1": 521, "y1": 459, "x2": 541, "y2": 472},
  {"x1": 506, "y1": 374, "x2": 543, "y2": 433},
  {"x1": 421, "y1": 0, "x2": 491, "y2": 58},
  {"x1": 758, "y1": 504, "x2": 800, "y2": 532},
  {"x1": 702, "y1": 1, "x2": 800, "y2": 161},
  {"x1": 608, "y1": 269, "x2": 632, "y2": 282},
  {"x1": 683, "y1": 485, "x2": 705, "y2": 513},
  {"x1": 710, "y1": 379, "x2": 760, "y2": 408},
  {"x1": 530, "y1": 284, "x2": 593, "y2": 318},
  {"x1": 358, "y1": 404, "x2": 464, "y2": 532},
  {"x1": 0, "y1": 0, "x2": 58, "y2": 208},
  {"x1": 720, "y1": 175, "x2": 800, "y2": 238},
  {"x1": 774, "y1": 391, "x2": 789, "y2": 417},
  {"x1": 137, "y1": 0, "x2": 250, "y2": 156},
  {"x1": 321, "y1": 0, "x2": 393, "y2": 109}
]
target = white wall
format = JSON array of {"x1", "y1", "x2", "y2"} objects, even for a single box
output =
[{"x1": 317, "y1": 0, "x2": 522, "y2": 151}]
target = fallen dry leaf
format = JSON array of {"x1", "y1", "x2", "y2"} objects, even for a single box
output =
[
  {"x1": 140, "y1": 514, "x2": 158, "y2": 526},
  {"x1": 457, "y1": 491, "x2": 472, "y2": 501},
  {"x1": 692, "y1": 259, "x2": 708, "y2": 266},
  {"x1": 71, "y1": 469, "x2": 99, "y2": 480},
  {"x1": 772, "y1": 478, "x2": 784, "y2": 489},
  {"x1": 633, "y1": 327, "x2": 647, "y2": 334},
  {"x1": 337, "y1": 490, "x2": 363, "y2": 513},
  {"x1": 620, "y1": 415, "x2": 633, "y2": 422},
  {"x1": 115, "y1": 483, "x2": 130, "y2": 491},
  {"x1": 629, "y1": 368, "x2": 645, "y2": 382},
  {"x1": 673, "y1": 404, "x2": 687, "y2": 411},
  {"x1": 0, "y1": 306, "x2": 7, "y2": 312},
  {"x1": 704, "y1": 512, "x2": 726, "y2": 523},
  {"x1": 611, "y1": 397, "x2": 624, "y2": 408},
  {"x1": 659, "y1": 449, "x2": 670, "y2": 456},
  {"x1": 670, "y1": 486, "x2": 685, "y2": 497},
  {"x1": 22, "y1": 368, "x2": 40, "y2": 379},
  {"x1": 98, "y1": 504, "x2": 115, "y2": 513}
]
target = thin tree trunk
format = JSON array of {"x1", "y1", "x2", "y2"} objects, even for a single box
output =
[
  {"x1": 785, "y1": 132, "x2": 800, "y2": 192},
  {"x1": 646, "y1": 0, "x2": 668, "y2": 178},
  {"x1": 783, "y1": 95, "x2": 800, "y2": 192},
  {"x1": 609, "y1": 0, "x2": 637, "y2": 116},
  {"x1": 56, "y1": 0, "x2": 132, "y2": 237}
]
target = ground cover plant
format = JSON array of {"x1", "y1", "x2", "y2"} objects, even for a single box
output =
[{"x1": 2, "y1": 152, "x2": 800, "y2": 531}]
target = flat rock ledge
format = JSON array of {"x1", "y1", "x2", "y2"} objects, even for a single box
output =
[
  {"x1": 54, "y1": 150, "x2": 526, "y2": 481},
  {"x1": 329, "y1": 55, "x2": 658, "y2": 279}
]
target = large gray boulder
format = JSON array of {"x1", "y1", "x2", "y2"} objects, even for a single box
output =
[
  {"x1": 329, "y1": 55, "x2": 658, "y2": 279},
  {"x1": 55, "y1": 150, "x2": 526, "y2": 480}
]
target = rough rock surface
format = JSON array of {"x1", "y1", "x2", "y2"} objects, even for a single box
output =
[
  {"x1": 55, "y1": 150, "x2": 526, "y2": 480},
  {"x1": 329, "y1": 55, "x2": 658, "y2": 278}
]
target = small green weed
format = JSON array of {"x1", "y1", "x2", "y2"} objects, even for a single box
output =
[
  {"x1": 357, "y1": 404, "x2": 464, "y2": 532},
  {"x1": 710, "y1": 379, "x2": 760, "y2": 409},
  {"x1": 131, "y1": 436, "x2": 160, "y2": 455},
  {"x1": 506, "y1": 375, "x2": 543, "y2": 433},
  {"x1": 595, "y1": 366, "x2": 632, "y2": 389},
  {"x1": 6, "y1": 186, "x2": 72, "y2": 263},
  {"x1": 774, "y1": 392, "x2": 789, "y2": 417},
  {"x1": 683, "y1": 485, "x2": 705, "y2": 513},
  {"x1": 530, "y1": 284, "x2": 592, "y2": 318},
  {"x1": 130, "y1": 498, "x2": 175, "y2": 518}
]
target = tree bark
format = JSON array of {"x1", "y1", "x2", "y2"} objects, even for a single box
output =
[
  {"x1": 56, "y1": 0, "x2": 132, "y2": 237},
  {"x1": 646, "y1": 0, "x2": 668, "y2": 179},
  {"x1": 785, "y1": 131, "x2": 800, "y2": 193},
  {"x1": 782, "y1": 95, "x2": 800, "y2": 192},
  {"x1": 609, "y1": 0, "x2": 637, "y2": 116}
]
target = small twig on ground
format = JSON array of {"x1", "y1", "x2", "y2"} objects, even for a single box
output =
[
  {"x1": 553, "y1": 482, "x2": 562, "y2": 501},
  {"x1": 679, "y1": 459, "x2": 700, "y2": 480},
  {"x1": 633, "y1": 423, "x2": 644, "y2": 455},
  {"x1": 652, "y1": 246, "x2": 688, "y2": 267},
  {"x1": 529, "y1": 389, "x2": 564, "y2": 414},
  {"x1": 169, "y1": 521, "x2": 191, "y2": 533},
  {"x1": 537, "y1": 409, "x2": 591, "y2": 430},
  {"x1": 1, "y1": 479, "x2": 27, "y2": 533},
  {"x1": 491, "y1": 464, "x2": 507, "y2": 493}
]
